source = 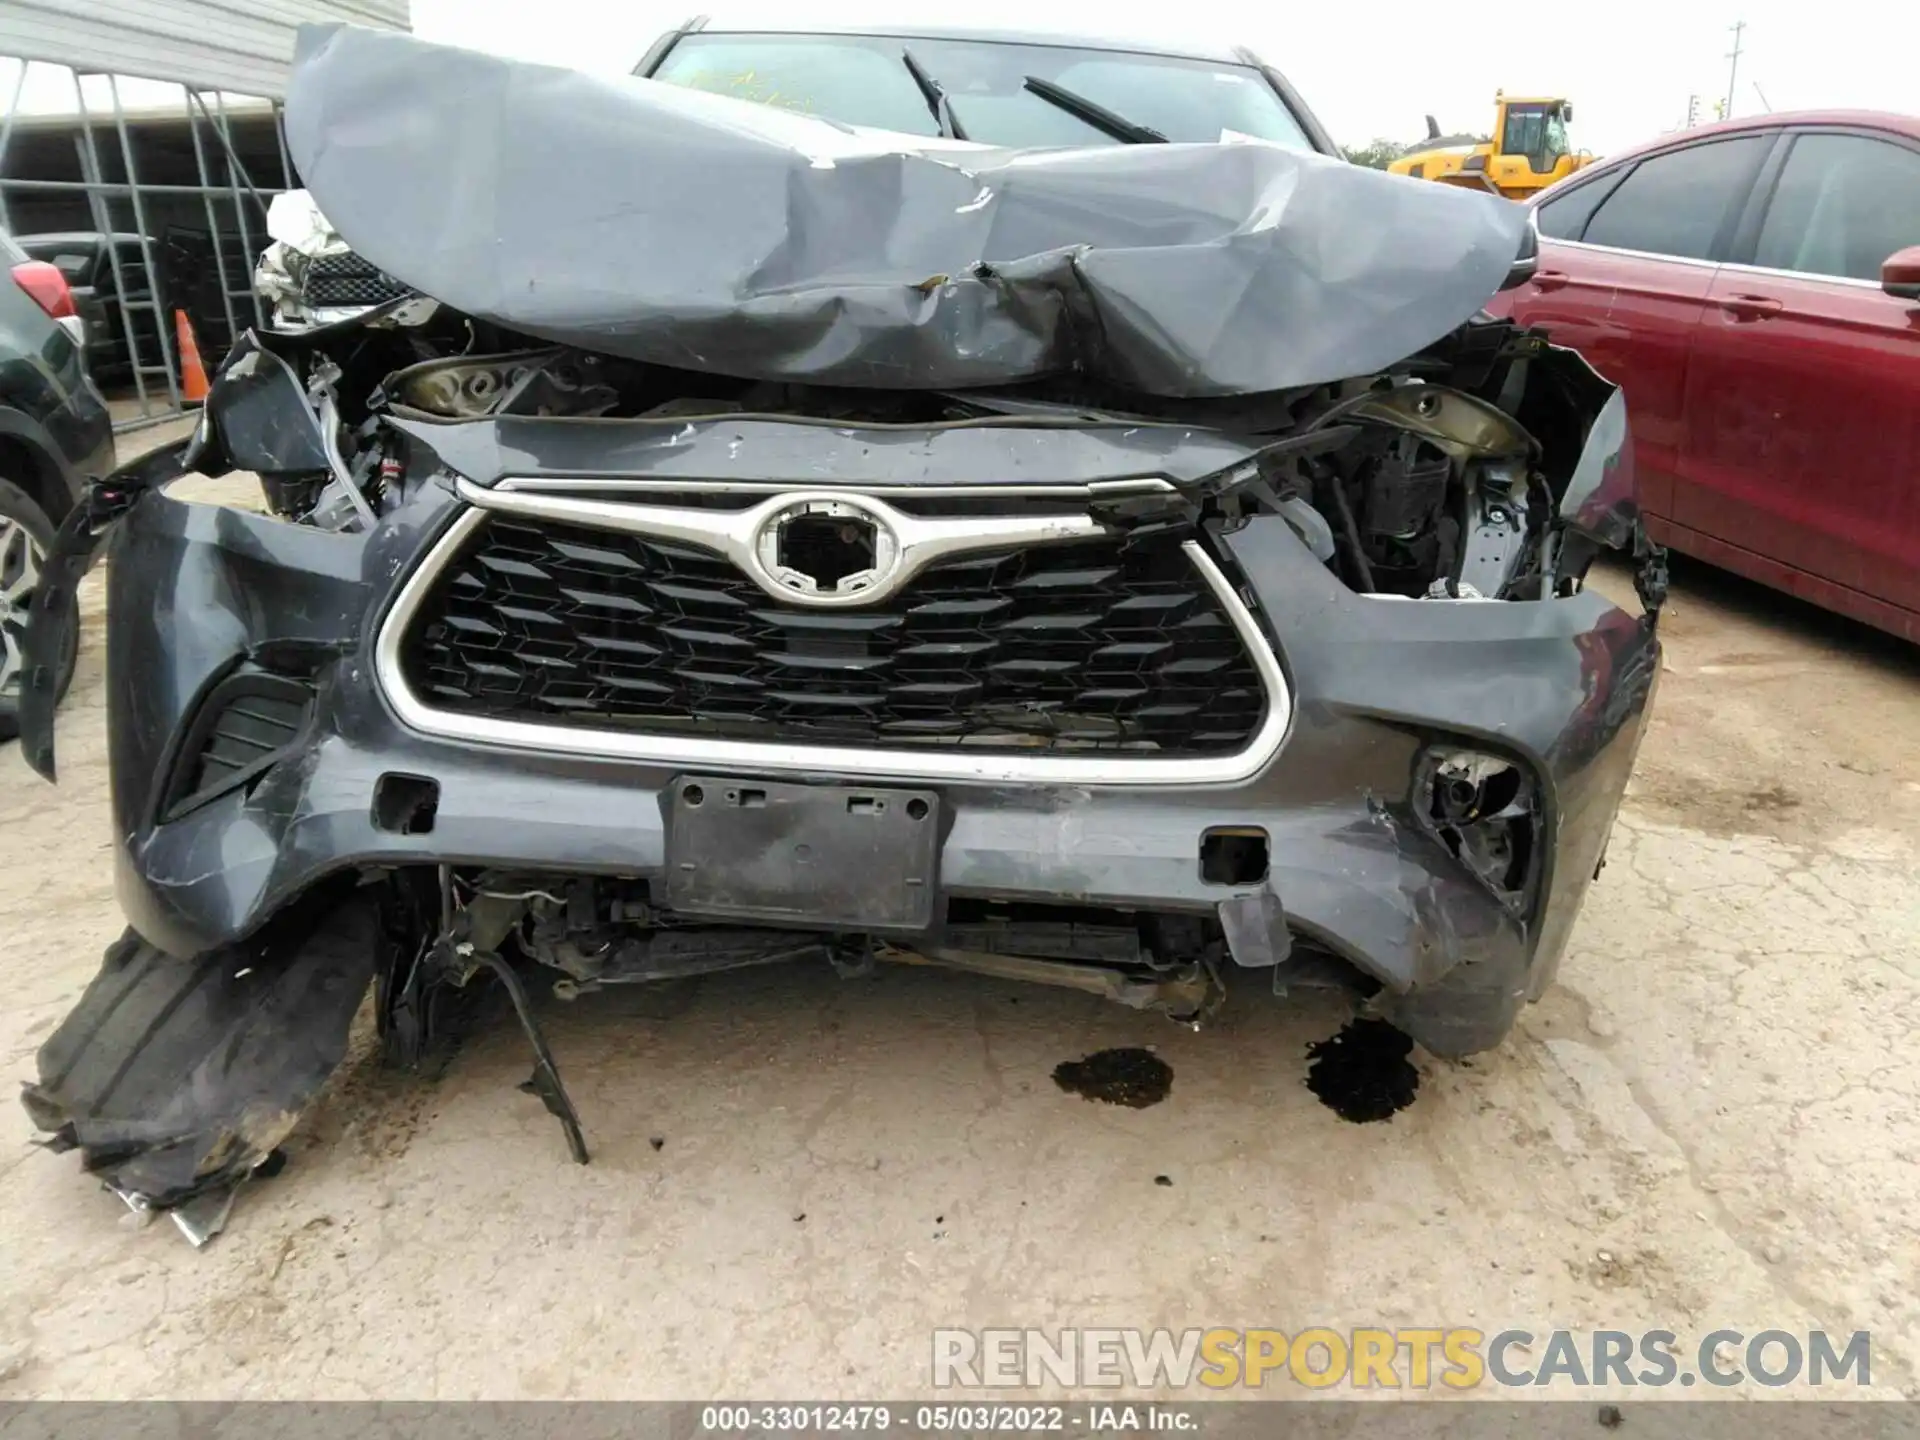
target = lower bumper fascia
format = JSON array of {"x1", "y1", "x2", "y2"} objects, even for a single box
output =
[{"x1": 96, "y1": 489, "x2": 1657, "y2": 1060}]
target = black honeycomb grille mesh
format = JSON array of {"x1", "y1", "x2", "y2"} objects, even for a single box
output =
[
  {"x1": 305, "y1": 251, "x2": 410, "y2": 307},
  {"x1": 398, "y1": 516, "x2": 1268, "y2": 754}
]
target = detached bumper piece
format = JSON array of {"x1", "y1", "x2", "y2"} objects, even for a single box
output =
[{"x1": 21, "y1": 893, "x2": 379, "y2": 1229}]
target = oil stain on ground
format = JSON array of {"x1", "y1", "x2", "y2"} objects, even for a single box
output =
[
  {"x1": 1053, "y1": 1048, "x2": 1172, "y2": 1108},
  {"x1": 1305, "y1": 1019, "x2": 1419, "y2": 1122}
]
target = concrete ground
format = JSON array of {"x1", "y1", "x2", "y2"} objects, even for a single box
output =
[{"x1": 1, "y1": 453, "x2": 1916, "y2": 1400}]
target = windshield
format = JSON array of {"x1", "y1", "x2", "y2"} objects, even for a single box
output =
[{"x1": 650, "y1": 33, "x2": 1315, "y2": 150}]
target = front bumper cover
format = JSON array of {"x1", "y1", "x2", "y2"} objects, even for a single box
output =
[{"x1": 81, "y1": 468, "x2": 1655, "y2": 1062}]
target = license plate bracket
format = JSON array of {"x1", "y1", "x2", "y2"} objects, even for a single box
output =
[{"x1": 661, "y1": 776, "x2": 940, "y2": 930}]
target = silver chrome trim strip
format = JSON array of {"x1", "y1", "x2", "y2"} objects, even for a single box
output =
[
  {"x1": 492, "y1": 477, "x2": 1180, "y2": 498},
  {"x1": 1543, "y1": 237, "x2": 1720, "y2": 272},
  {"x1": 373, "y1": 509, "x2": 1291, "y2": 787},
  {"x1": 1546, "y1": 237, "x2": 1889, "y2": 292},
  {"x1": 1716, "y1": 260, "x2": 1886, "y2": 290},
  {"x1": 455, "y1": 477, "x2": 1107, "y2": 609}
]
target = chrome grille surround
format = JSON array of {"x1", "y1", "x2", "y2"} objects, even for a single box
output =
[{"x1": 373, "y1": 479, "x2": 1292, "y2": 787}]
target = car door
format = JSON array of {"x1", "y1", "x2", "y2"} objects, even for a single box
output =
[
  {"x1": 1677, "y1": 128, "x2": 1920, "y2": 627},
  {"x1": 1498, "y1": 133, "x2": 1774, "y2": 521}
]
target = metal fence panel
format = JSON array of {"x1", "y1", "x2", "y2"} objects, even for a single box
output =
[{"x1": 1, "y1": 0, "x2": 410, "y2": 428}]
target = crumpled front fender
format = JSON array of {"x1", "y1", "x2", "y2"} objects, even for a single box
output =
[{"x1": 1221, "y1": 512, "x2": 1660, "y2": 1053}]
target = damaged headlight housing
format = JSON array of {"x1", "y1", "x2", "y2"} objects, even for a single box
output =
[{"x1": 1416, "y1": 746, "x2": 1542, "y2": 916}]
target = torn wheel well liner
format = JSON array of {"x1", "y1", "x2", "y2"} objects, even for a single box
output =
[{"x1": 21, "y1": 882, "x2": 383, "y2": 1210}]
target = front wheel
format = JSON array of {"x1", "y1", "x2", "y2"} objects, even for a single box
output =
[{"x1": 0, "y1": 476, "x2": 76, "y2": 743}]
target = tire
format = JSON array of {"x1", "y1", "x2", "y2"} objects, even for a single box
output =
[{"x1": 0, "y1": 475, "x2": 77, "y2": 744}]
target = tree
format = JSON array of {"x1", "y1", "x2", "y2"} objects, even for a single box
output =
[{"x1": 1340, "y1": 139, "x2": 1403, "y2": 169}]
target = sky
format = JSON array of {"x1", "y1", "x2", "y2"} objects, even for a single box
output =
[{"x1": 3, "y1": 0, "x2": 1914, "y2": 159}]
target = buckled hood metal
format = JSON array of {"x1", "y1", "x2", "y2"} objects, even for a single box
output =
[{"x1": 283, "y1": 23, "x2": 1532, "y2": 398}]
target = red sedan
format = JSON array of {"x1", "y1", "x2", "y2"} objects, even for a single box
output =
[{"x1": 1486, "y1": 111, "x2": 1920, "y2": 642}]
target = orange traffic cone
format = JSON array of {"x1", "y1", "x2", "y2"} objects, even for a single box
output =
[{"x1": 173, "y1": 308, "x2": 209, "y2": 405}]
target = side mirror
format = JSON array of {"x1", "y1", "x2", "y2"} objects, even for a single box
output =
[
  {"x1": 1560, "y1": 102, "x2": 1574, "y2": 123},
  {"x1": 1884, "y1": 245, "x2": 1920, "y2": 301},
  {"x1": 1499, "y1": 218, "x2": 1540, "y2": 291}
]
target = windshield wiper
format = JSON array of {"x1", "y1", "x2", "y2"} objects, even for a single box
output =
[
  {"x1": 1021, "y1": 76, "x2": 1167, "y2": 144},
  {"x1": 902, "y1": 48, "x2": 967, "y2": 140}
]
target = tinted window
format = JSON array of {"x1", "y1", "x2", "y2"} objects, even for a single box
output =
[
  {"x1": 652, "y1": 34, "x2": 1314, "y2": 150},
  {"x1": 1580, "y1": 136, "x2": 1768, "y2": 260},
  {"x1": 1535, "y1": 169, "x2": 1625, "y2": 240},
  {"x1": 1752, "y1": 132, "x2": 1920, "y2": 282}
]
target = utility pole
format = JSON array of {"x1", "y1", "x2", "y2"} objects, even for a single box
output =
[
  {"x1": 1724, "y1": 20, "x2": 1746, "y2": 121},
  {"x1": 1686, "y1": 94, "x2": 1701, "y2": 128}
]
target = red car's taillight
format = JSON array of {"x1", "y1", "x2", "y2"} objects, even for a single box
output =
[{"x1": 11, "y1": 260, "x2": 78, "y2": 321}]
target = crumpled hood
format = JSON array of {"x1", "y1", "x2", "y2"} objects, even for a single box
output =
[{"x1": 283, "y1": 23, "x2": 1531, "y2": 398}]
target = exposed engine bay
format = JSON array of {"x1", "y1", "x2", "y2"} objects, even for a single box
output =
[
  {"x1": 14, "y1": 22, "x2": 1662, "y2": 1236},
  {"x1": 234, "y1": 296, "x2": 1658, "y2": 612}
]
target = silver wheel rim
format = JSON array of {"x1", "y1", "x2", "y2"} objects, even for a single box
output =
[{"x1": 0, "y1": 513, "x2": 46, "y2": 702}]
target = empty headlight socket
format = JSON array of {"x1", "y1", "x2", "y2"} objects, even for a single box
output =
[
  {"x1": 1412, "y1": 744, "x2": 1542, "y2": 913},
  {"x1": 1200, "y1": 826, "x2": 1270, "y2": 886}
]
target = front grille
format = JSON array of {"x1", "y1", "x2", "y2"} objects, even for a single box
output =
[
  {"x1": 398, "y1": 516, "x2": 1268, "y2": 755},
  {"x1": 304, "y1": 251, "x2": 409, "y2": 308}
]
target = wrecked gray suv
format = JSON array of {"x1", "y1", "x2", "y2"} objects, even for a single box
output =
[{"x1": 17, "y1": 23, "x2": 1662, "y2": 1223}]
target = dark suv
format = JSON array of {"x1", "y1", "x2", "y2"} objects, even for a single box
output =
[
  {"x1": 20, "y1": 24, "x2": 1661, "y2": 1223},
  {"x1": 0, "y1": 229, "x2": 113, "y2": 741}
]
